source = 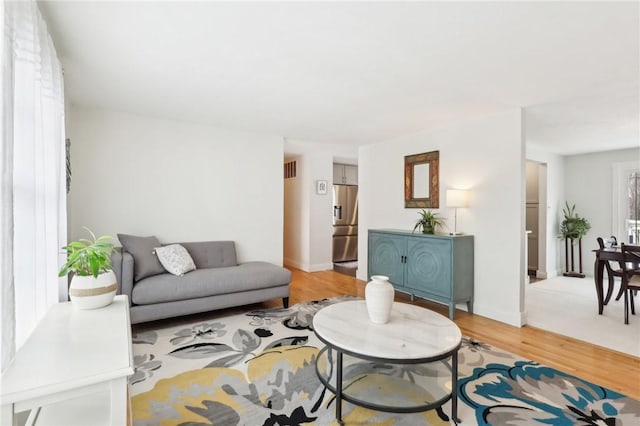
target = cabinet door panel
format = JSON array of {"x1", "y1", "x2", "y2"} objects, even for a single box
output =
[
  {"x1": 405, "y1": 238, "x2": 451, "y2": 297},
  {"x1": 368, "y1": 233, "x2": 404, "y2": 287},
  {"x1": 344, "y1": 165, "x2": 358, "y2": 185},
  {"x1": 333, "y1": 164, "x2": 345, "y2": 184}
]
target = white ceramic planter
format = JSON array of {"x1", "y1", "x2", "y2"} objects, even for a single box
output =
[
  {"x1": 365, "y1": 275, "x2": 395, "y2": 324},
  {"x1": 69, "y1": 270, "x2": 117, "y2": 309}
]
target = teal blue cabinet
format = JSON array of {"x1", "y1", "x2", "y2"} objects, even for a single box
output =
[{"x1": 368, "y1": 229, "x2": 474, "y2": 319}]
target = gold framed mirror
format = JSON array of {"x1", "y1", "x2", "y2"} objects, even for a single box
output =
[{"x1": 405, "y1": 150, "x2": 439, "y2": 208}]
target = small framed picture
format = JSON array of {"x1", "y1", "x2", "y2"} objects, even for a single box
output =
[{"x1": 316, "y1": 180, "x2": 328, "y2": 195}]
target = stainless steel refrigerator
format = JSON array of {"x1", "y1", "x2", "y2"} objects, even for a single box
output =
[{"x1": 332, "y1": 185, "x2": 358, "y2": 262}]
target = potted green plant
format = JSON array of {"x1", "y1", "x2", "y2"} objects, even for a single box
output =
[
  {"x1": 59, "y1": 228, "x2": 118, "y2": 309},
  {"x1": 559, "y1": 202, "x2": 591, "y2": 241},
  {"x1": 412, "y1": 209, "x2": 446, "y2": 234}
]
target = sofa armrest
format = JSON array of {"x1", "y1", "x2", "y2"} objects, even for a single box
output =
[{"x1": 111, "y1": 248, "x2": 134, "y2": 306}]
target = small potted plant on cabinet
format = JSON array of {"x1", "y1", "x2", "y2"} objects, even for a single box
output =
[
  {"x1": 412, "y1": 209, "x2": 446, "y2": 234},
  {"x1": 59, "y1": 228, "x2": 118, "y2": 309}
]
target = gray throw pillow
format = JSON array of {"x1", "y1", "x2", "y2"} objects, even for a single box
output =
[{"x1": 118, "y1": 234, "x2": 166, "y2": 282}]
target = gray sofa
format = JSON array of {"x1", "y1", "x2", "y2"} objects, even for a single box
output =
[{"x1": 111, "y1": 240, "x2": 291, "y2": 324}]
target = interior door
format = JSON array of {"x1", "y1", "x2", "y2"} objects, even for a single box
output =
[
  {"x1": 526, "y1": 204, "x2": 539, "y2": 271},
  {"x1": 525, "y1": 161, "x2": 542, "y2": 275}
]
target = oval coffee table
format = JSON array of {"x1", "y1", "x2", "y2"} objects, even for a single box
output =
[{"x1": 313, "y1": 300, "x2": 462, "y2": 424}]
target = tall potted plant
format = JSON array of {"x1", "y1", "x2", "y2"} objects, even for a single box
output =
[
  {"x1": 412, "y1": 209, "x2": 446, "y2": 234},
  {"x1": 560, "y1": 202, "x2": 591, "y2": 241},
  {"x1": 559, "y1": 202, "x2": 591, "y2": 278},
  {"x1": 59, "y1": 228, "x2": 118, "y2": 309}
]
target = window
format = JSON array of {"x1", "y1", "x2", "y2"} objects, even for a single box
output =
[
  {"x1": 613, "y1": 162, "x2": 640, "y2": 244},
  {"x1": 628, "y1": 172, "x2": 640, "y2": 244}
]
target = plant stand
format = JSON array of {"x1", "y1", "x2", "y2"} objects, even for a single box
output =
[{"x1": 563, "y1": 236, "x2": 585, "y2": 278}]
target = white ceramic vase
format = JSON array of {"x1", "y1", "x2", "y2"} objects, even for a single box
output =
[
  {"x1": 365, "y1": 275, "x2": 395, "y2": 324},
  {"x1": 69, "y1": 270, "x2": 118, "y2": 309}
]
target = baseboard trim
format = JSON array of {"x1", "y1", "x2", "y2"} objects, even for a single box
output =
[
  {"x1": 283, "y1": 258, "x2": 333, "y2": 273},
  {"x1": 309, "y1": 263, "x2": 332, "y2": 272},
  {"x1": 283, "y1": 258, "x2": 305, "y2": 271},
  {"x1": 473, "y1": 302, "x2": 525, "y2": 327}
]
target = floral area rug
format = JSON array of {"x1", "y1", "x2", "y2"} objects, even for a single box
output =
[{"x1": 130, "y1": 297, "x2": 640, "y2": 425}]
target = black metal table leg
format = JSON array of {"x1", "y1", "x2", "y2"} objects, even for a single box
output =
[
  {"x1": 336, "y1": 350, "x2": 343, "y2": 424},
  {"x1": 313, "y1": 302, "x2": 463, "y2": 424},
  {"x1": 452, "y1": 350, "x2": 460, "y2": 424}
]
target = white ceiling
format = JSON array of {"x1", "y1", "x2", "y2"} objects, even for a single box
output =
[{"x1": 38, "y1": 1, "x2": 639, "y2": 155}]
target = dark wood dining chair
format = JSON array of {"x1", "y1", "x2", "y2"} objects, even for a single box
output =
[
  {"x1": 620, "y1": 243, "x2": 640, "y2": 324},
  {"x1": 596, "y1": 237, "x2": 625, "y2": 304}
]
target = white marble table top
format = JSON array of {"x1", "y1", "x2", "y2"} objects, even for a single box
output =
[{"x1": 313, "y1": 300, "x2": 462, "y2": 360}]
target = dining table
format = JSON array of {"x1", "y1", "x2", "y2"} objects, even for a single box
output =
[{"x1": 593, "y1": 246, "x2": 624, "y2": 315}]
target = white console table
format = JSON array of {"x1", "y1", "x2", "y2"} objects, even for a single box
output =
[{"x1": 1, "y1": 295, "x2": 134, "y2": 426}]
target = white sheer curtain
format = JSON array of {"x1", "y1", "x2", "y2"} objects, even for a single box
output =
[{"x1": 1, "y1": 0, "x2": 67, "y2": 371}]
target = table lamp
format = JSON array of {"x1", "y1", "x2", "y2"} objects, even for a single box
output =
[{"x1": 446, "y1": 189, "x2": 469, "y2": 235}]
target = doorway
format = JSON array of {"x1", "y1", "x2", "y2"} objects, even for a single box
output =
[{"x1": 525, "y1": 161, "x2": 547, "y2": 281}]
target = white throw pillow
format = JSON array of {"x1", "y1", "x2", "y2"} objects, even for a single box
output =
[{"x1": 154, "y1": 244, "x2": 196, "y2": 276}]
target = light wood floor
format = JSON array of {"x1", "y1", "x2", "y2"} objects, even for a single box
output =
[{"x1": 262, "y1": 267, "x2": 640, "y2": 400}]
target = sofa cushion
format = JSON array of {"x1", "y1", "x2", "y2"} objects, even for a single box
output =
[
  {"x1": 118, "y1": 234, "x2": 165, "y2": 282},
  {"x1": 154, "y1": 244, "x2": 196, "y2": 276},
  {"x1": 178, "y1": 241, "x2": 237, "y2": 268},
  {"x1": 131, "y1": 262, "x2": 290, "y2": 305}
]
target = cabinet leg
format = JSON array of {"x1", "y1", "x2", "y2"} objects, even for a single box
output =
[
  {"x1": 466, "y1": 300, "x2": 473, "y2": 314},
  {"x1": 449, "y1": 304, "x2": 455, "y2": 320},
  {"x1": 111, "y1": 377, "x2": 128, "y2": 426},
  {"x1": 410, "y1": 294, "x2": 416, "y2": 302}
]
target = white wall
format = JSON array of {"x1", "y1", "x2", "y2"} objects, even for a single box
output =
[
  {"x1": 564, "y1": 148, "x2": 640, "y2": 275},
  {"x1": 283, "y1": 139, "x2": 358, "y2": 271},
  {"x1": 358, "y1": 108, "x2": 526, "y2": 326},
  {"x1": 526, "y1": 146, "x2": 564, "y2": 277},
  {"x1": 68, "y1": 106, "x2": 284, "y2": 265}
]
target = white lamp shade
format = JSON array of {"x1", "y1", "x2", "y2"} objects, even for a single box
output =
[{"x1": 446, "y1": 189, "x2": 469, "y2": 208}]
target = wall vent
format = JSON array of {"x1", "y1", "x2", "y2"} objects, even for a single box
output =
[{"x1": 284, "y1": 161, "x2": 297, "y2": 179}]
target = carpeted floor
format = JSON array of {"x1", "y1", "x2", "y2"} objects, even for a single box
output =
[
  {"x1": 130, "y1": 297, "x2": 640, "y2": 425},
  {"x1": 526, "y1": 276, "x2": 640, "y2": 356}
]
